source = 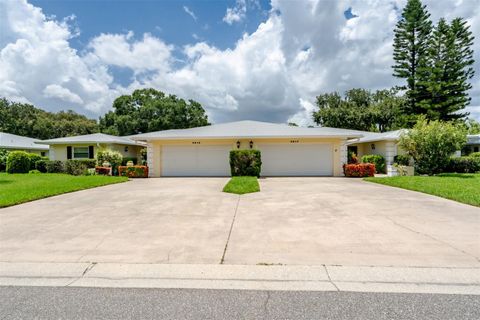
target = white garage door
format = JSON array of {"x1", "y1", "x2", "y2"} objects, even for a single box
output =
[
  {"x1": 161, "y1": 144, "x2": 231, "y2": 176},
  {"x1": 258, "y1": 143, "x2": 333, "y2": 176}
]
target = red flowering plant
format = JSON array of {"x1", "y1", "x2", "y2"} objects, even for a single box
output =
[
  {"x1": 343, "y1": 163, "x2": 376, "y2": 177},
  {"x1": 118, "y1": 165, "x2": 149, "y2": 178}
]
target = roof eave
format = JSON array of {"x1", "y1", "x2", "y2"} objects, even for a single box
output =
[{"x1": 133, "y1": 134, "x2": 363, "y2": 141}]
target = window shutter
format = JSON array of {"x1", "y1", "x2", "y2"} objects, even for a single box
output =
[
  {"x1": 88, "y1": 146, "x2": 94, "y2": 159},
  {"x1": 67, "y1": 146, "x2": 72, "y2": 159}
]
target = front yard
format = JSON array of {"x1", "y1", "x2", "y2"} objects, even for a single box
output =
[
  {"x1": 365, "y1": 173, "x2": 480, "y2": 207},
  {"x1": 0, "y1": 173, "x2": 128, "y2": 208}
]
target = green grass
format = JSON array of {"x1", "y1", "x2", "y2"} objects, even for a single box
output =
[
  {"x1": 364, "y1": 173, "x2": 480, "y2": 207},
  {"x1": 0, "y1": 173, "x2": 128, "y2": 208},
  {"x1": 223, "y1": 176, "x2": 260, "y2": 195}
]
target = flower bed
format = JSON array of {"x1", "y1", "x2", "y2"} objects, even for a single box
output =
[
  {"x1": 343, "y1": 163, "x2": 376, "y2": 177},
  {"x1": 118, "y1": 165, "x2": 149, "y2": 178},
  {"x1": 95, "y1": 166, "x2": 112, "y2": 175}
]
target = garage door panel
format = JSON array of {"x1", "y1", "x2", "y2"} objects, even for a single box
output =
[
  {"x1": 162, "y1": 145, "x2": 231, "y2": 176},
  {"x1": 258, "y1": 143, "x2": 333, "y2": 176}
]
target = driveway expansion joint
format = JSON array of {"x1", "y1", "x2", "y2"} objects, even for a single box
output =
[{"x1": 220, "y1": 195, "x2": 241, "y2": 264}]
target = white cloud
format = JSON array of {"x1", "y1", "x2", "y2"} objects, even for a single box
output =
[
  {"x1": 43, "y1": 84, "x2": 83, "y2": 104},
  {"x1": 183, "y1": 6, "x2": 197, "y2": 21},
  {"x1": 1, "y1": 0, "x2": 479, "y2": 124},
  {"x1": 223, "y1": 0, "x2": 247, "y2": 25}
]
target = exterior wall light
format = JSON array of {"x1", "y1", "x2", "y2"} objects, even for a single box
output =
[
  {"x1": 249, "y1": 140, "x2": 254, "y2": 149},
  {"x1": 124, "y1": 146, "x2": 129, "y2": 152},
  {"x1": 236, "y1": 140, "x2": 241, "y2": 149},
  {"x1": 371, "y1": 143, "x2": 376, "y2": 150}
]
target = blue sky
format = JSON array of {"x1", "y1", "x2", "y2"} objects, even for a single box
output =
[{"x1": 1, "y1": 0, "x2": 479, "y2": 124}]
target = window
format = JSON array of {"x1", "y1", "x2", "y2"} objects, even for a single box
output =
[
  {"x1": 73, "y1": 147, "x2": 89, "y2": 159},
  {"x1": 475, "y1": 146, "x2": 479, "y2": 153},
  {"x1": 41, "y1": 152, "x2": 46, "y2": 157}
]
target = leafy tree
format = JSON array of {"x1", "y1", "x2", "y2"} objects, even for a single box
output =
[
  {"x1": 463, "y1": 119, "x2": 480, "y2": 135},
  {"x1": 99, "y1": 88, "x2": 209, "y2": 136},
  {"x1": 392, "y1": 0, "x2": 432, "y2": 116},
  {"x1": 0, "y1": 98, "x2": 99, "y2": 139},
  {"x1": 399, "y1": 117, "x2": 467, "y2": 174},
  {"x1": 313, "y1": 88, "x2": 405, "y2": 132},
  {"x1": 420, "y1": 18, "x2": 475, "y2": 120}
]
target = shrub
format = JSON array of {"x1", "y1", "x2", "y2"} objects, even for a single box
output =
[
  {"x1": 348, "y1": 151, "x2": 359, "y2": 164},
  {"x1": 45, "y1": 160, "x2": 64, "y2": 173},
  {"x1": 95, "y1": 166, "x2": 111, "y2": 175},
  {"x1": 121, "y1": 157, "x2": 138, "y2": 166},
  {"x1": 118, "y1": 165, "x2": 149, "y2": 178},
  {"x1": 35, "y1": 160, "x2": 48, "y2": 173},
  {"x1": 0, "y1": 149, "x2": 9, "y2": 172},
  {"x1": 65, "y1": 159, "x2": 96, "y2": 176},
  {"x1": 470, "y1": 152, "x2": 480, "y2": 159},
  {"x1": 399, "y1": 117, "x2": 467, "y2": 175},
  {"x1": 29, "y1": 169, "x2": 41, "y2": 174},
  {"x1": 96, "y1": 149, "x2": 123, "y2": 175},
  {"x1": 229, "y1": 150, "x2": 262, "y2": 177},
  {"x1": 27, "y1": 153, "x2": 43, "y2": 171},
  {"x1": 361, "y1": 154, "x2": 386, "y2": 173},
  {"x1": 394, "y1": 154, "x2": 410, "y2": 166},
  {"x1": 445, "y1": 157, "x2": 480, "y2": 173},
  {"x1": 140, "y1": 148, "x2": 147, "y2": 165},
  {"x1": 6, "y1": 151, "x2": 30, "y2": 173},
  {"x1": 343, "y1": 163, "x2": 375, "y2": 177}
]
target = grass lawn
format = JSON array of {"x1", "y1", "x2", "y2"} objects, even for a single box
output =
[
  {"x1": 223, "y1": 176, "x2": 260, "y2": 195},
  {"x1": 0, "y1": 173, "x2": 128, "y2": 208},
  {"x1": 364, "y1": 173, "x2": 480, "y2": 207}
]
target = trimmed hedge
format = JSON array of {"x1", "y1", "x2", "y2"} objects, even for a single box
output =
[
  {"x1": 343, "y1": 163, "x2": 376, "y2": 177},
  {"x1": 229, "y1": 150, "x2": 262, "y2": 177},
  {"x1": 445, "y1": 157, "x2": 480, "y2": 173},
  {"x1": 27, "y1": 153, "x2": 43, "y2": 171},
  {"x1": 6, "y1": 151, "x2": 30, "y2": 173},
  {"x1": 361, "y1": 154, "x2": 386, "y2": 173},
  {"x1": 65, "y1": 159, "x2": 96, "y2": 176},
  {"x1": 45, "y1": 160, "x2": 64, "y2": 173},
  {"x1": 394, "y1": 154, "x2": 410, "y2": 166},
  {"x1": 118, "y1": 165, "x2": 148, "y2": 178},
  {"x1": 95, "y1": 166, "x2": 111, "y2": 175},
  {"x1": 35, "y1": 160, "x2": 48, "y2": 173}
]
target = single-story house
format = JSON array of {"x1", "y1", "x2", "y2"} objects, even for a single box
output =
[
  {"x1": 37, "y1": 133, "x2": 145, "y2": 161},
  {"x1": 0, "y1": 132, "x2": 49, "y2": 157},
  {"x1": 131, "y1": 120, "x2": 365, "y2": 177},
  {"x1": 346, "y1": 129, "x2": 406, "y2": 165},
  {"x1": 462, "y1": 134, "x2": 480, "y2": 155}
]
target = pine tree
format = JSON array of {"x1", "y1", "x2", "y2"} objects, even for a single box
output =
[{"x1": 392, "y1": 0, "x2": 432, "y2": 116}]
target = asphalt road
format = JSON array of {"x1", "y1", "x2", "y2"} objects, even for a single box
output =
[{"x1": 1, "y1": 286, "x2": 479, "y2": 320}]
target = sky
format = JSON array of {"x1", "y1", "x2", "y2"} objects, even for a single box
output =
[{"x1": 0, "y1": 0, "x2": 479, "y2": 125}]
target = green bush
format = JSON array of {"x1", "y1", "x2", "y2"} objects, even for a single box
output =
[
  {"x1": 27, "y1": 153, "x2": 42, "y2": 171},
  {"x1": 45, "y1": 160, "x2": 64, "y2": 173},
  {"x1": 361, "y1": 154, "x2": 386, "y2": 173},
  {"x1": 0, "y1": 149, "x2": 8, "y2": 172},
  {"x1": 118, "y1": 165, "x2": 148, "y2": 178},
  {"x1": 6, "y1": 151, "x2": 30, "y2": 173},
  {"x1": 399, "y1": 117, "x2": 467, "y2": 175},
  {"x1": 121, "y1": 157, "x2": 138, "y2": 166},
  {"x1": 229, "y1": 150, "x2": 262, "y2": 177},
  {"x1": 445, "y1": 157, "x2": 480, "y2": 173},
  {"x1": 29, "y1": 169, "x2": 41, "y2": 174},
  {"x1": 394, "y1": 154, "x2": 410, "y2": 166},
  {"x1": 65, "y1": 159, "x2": 96, "y2": 176},
  {"x1": 35, "y1": 160, "x2": 48, "y2": 173},
  {"x1": 470, "y1": 152, "x2": 480, "y2": 159},
  {"x1": 140, "y1": 148, "x2": 147, "y2": 165},
  {"x1": 96, "y1": 149, "x2": 123, "y2": 175}
]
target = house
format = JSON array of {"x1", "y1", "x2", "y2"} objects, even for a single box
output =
[
  {"x1": 462, "y1": 134, "x2": 480, "y2": 155},
  {"x1": 0, "y1": 132, "x2": 49, "y2": 157},
  {"x1": 346, "y1": 130, "x2": 406, "y2": 165},
  {"x1": 37, "y1": 133, "x2": 145, "y2": 161},
  {"x1": 131, "y1": 120, "x2": 364, "y2": 177}
]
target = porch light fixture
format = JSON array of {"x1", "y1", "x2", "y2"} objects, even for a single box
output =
[
  {"x1": 236, "y1": 140, "x2": 241, "y2": 149},
  {"x1": 124, "y1": 146, "x2": 129, "y2": 152},
  {"x1": 371, "y1": 143, "x2": 376, "y2": 150},
  {"x1": 249, "y1": 140, "x2": 254, "y2": 149}
]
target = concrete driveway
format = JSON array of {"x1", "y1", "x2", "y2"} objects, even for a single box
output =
[{"x1": 0, "y1": 178, "x2": 479, "y2": 267}]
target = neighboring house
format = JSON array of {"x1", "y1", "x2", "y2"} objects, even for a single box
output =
[
  {"x1": 462, "y1": 134, "x2": 480, "y2": 155},
  {"x1": 131, "y1": 120, "x2": 363, "y2": 177},
  {"x1": 38, "y1": 133, "x2": 145, "y2": 161},
  {"x1": 346, "y1": 130, "x2": 406, "y2": 166},
  {"x1": 0, "y1": 132, "x2": 49, "y2": 157}
]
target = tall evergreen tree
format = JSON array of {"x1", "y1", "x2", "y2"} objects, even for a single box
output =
[
  {"x1": 392, "y1": 0, "x2": 432, "y2": 116},
  {"x1": 420, "y1": 17, "x2": 475, "y2": 121}
]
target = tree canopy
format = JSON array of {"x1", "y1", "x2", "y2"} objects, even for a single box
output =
[
  {"x1": 0, "y1": 98, "x2": 99, "y2": 139},
  {"x1": 313, "y1": 88, "x2": 406, "y2": 132},
  {"x1": 99, "y1": 88, "x2": 210, "y2": 136}
]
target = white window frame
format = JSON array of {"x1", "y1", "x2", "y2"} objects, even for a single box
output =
[{"x1": 73, "y1": 146, "x2": 89, "y2": 159}]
